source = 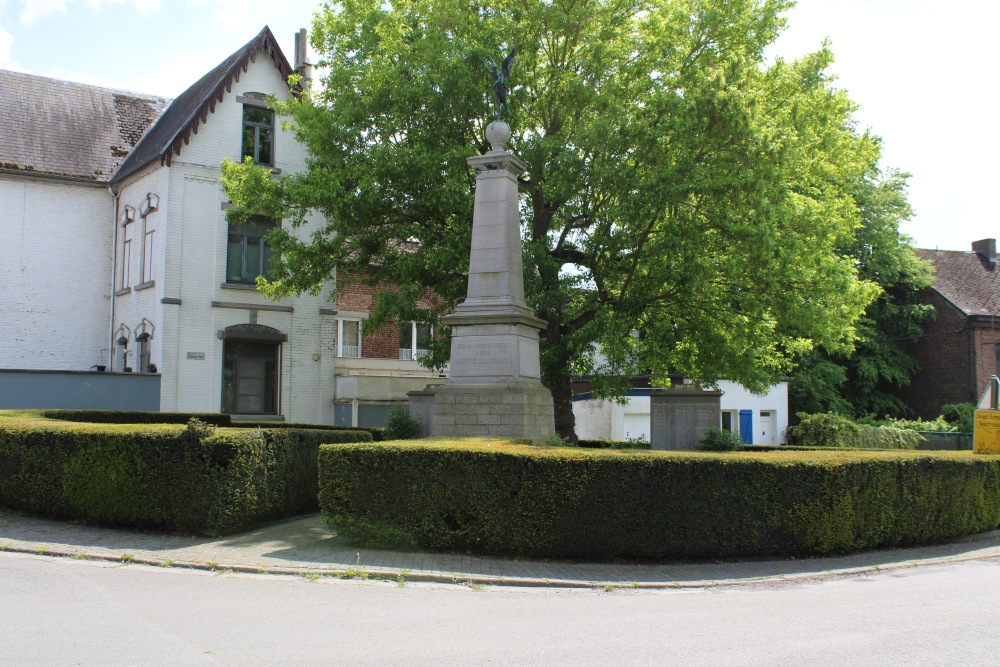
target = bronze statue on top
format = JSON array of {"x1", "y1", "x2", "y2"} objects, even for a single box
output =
[{"x1": 485, "y1": 48, "x2": 517, "y2": 121}]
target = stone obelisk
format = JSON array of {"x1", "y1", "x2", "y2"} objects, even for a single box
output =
[{"x1": 428, "y1": 120, "x2": 555, "y2": 439}]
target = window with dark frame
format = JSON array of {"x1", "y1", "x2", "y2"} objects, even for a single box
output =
[
  {"x1": 241, "y1": 105, "x2": 273, "y2": 166},
  {"x1": 136, "y1": 333, "x2": 151, "y2": 371},
  {"x1": 226, "y1": 216, "x2": 276, "y2": 284}
]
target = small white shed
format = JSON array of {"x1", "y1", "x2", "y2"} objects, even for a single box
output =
[{"x1": 572, "y1": 379, "x2": 789, "y2": 445}]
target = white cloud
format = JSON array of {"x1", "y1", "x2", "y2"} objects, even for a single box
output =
[
  {"x1": 18, "y1": 0, "x2": 159, "y2": 25},
  {"x1": 42, "y1": 51, "x2": 215, "y2": 96},
  {"x1": 0, "y1": 24, "x2": 26, "y2": 70}
]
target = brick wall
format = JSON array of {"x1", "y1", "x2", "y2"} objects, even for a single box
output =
[
  {"x1": 901, "y1": 290, "x2": 978, "y2": 418},
  {"x1": 337, "y1": 271, "x2": 437, "y2": 361}
]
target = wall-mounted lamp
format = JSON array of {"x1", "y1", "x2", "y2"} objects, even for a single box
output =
[{"x1": 141, "y1": 193, "x2": 159, "y2": 217}]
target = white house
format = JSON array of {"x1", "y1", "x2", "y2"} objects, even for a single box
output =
[
  {"x1": 0, "y1": 26, "x2": 443, "y2": 426},
  {"x1": 572, "y1": 380, "x2": 790, "y2": 445}
]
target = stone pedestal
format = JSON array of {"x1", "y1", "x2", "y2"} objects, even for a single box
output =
[{"x1": 424, "y1": 123, "x2": 555, "y2": 439}]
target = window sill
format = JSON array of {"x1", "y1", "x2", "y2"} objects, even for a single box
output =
[
  {"x1": 221, "y1": 282, "x2": 259, "y2": 291},
  {"x1": 114, "y1": 287, "x2": 132, "y2": 297},
  {"x1": 134, "y1": 281, "x2": 155, "y2": 292}
]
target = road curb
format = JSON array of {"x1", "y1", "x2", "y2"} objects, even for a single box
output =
[{"x1": 3, "y1": 540, "x2": 998, "y2": 590}]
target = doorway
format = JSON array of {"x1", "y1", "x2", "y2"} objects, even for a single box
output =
[{"x1": 222, "y1": 341, "x2": 278, "y2": 415}]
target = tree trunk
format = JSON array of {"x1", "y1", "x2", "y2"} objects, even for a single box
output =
[{"x1": 548, "y1": 373, "x2": 577, "y2": 442}]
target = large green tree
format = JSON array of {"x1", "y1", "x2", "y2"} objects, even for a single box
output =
[
  {"x1": 223, "y1": 0, "x2": 884, "y2": 438},
  {"x1": 789, "y1": 169, "x2": 934, "y2": 419}
]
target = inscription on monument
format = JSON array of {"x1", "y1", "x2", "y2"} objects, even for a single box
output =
[{"x1": 453, "y1": 341, "x2": 511, "y2": 373}]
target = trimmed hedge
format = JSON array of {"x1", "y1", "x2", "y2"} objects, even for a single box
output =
[
  {"x1": 0, "y1": 419, "x2": 371, "y2": 534},
  {"x1": 235, "y1": 421, "x2": 385, "y2": 441},
  {"x1": 41, "y1": 410, "x2": 233, "y2": 426},
  {"x1": 577, "y1": 439, "x2": 650, "y2": 450},
  {"x1": 318, "y1": 440, "x2": 1000, "y2": 561}
]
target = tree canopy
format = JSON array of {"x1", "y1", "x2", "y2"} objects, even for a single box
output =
[
  {"x1": 789, "y1": 169, "x2": 934, "y2": 419},
  {"x1": 223, "y1": 0, "x2": 891, "y2": 438}
]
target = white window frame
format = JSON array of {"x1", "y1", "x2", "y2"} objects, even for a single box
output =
[
  {"x1": 399, "y1": 321, "x2": 432, "y2": 361},
  {"x1": 140, "y1": 211, "x2": 156, "y2": 285},
  {"x1": 121, "y1": 219, "x2": 134, "y2": 289},
  {"x1": 337, "y1": 319, "x2": 362, "y2": 358}
]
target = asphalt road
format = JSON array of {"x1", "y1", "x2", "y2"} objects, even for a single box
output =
[{"x1": 2, "y1": 552, "x2": 999, "y2": 666}]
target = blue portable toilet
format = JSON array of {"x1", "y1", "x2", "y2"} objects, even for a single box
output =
[{"x1": 739, "y1": 410, "x2": 753, "y2": 445}]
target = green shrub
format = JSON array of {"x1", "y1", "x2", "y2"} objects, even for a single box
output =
[
  {"x1": 941, "y1": 403, "x2": 976, "y2": 433},
  {"x1": 878, "y1": 416, "x2": 957, "y2": 433},
  {"x1": 0, "y1": 420, "x2": 371, "y2": 534},
  {"x1": 698, "y1": 428, "x2": 742, "y2": 452},
  {"x1": 789, "y1": 413, "x2": 922, "y2": 449},
  {"x1": 383, "y1": 407, "x2": 423, "y2": 441},
  {"x1": 318, "y1": 440, "x2": 1000, "y2": 561}
]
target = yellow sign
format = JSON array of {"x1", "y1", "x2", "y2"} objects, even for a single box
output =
[{"x1": 974, "y1": 410, "x2": 1000, "y2": 454}]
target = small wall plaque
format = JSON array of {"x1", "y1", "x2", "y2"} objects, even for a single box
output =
[{"x1": 186, "y1": 352, "x2": 206, "y2": 360}]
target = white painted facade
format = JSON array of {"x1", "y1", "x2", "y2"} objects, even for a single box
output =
[
  {"x1": 573, "y1": 380, "x2": 790, "y2": 445},
  {"x1": 1, "y1": 31, "x2": 442, "y2": 426},
  {"x1": 0, "y1": 177, "x2": 113, "y2": 370}
]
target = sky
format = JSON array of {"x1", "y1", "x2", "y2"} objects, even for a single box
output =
[{"x1": 0, "y1": 0, "x2": 995, "y2": 252}]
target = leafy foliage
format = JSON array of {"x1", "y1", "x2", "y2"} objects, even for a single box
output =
[
  {"x1": 698, "y1": 428, "x2": 743, "y2": 452},
  {"x1": 384, "y1": 407, "x2": 424, "y2": 440},
  {"x1": 224, "y1": 0, "x2": 889, "y2": 437},
  {"x1": 789, "y1": 170, "x2": 934, "y2": 420},
  {"x1": 941, "y1": 403, "x2": 976, "y2": 434},
  {"x1": 789, "y1": 412, "x2": 923, "y2": 449},
  {"x1": 318, "y1": 440, "x2": 1000, "y2": 560}
]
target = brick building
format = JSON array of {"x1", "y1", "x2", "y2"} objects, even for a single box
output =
[
  {"x1": 902, "y1": 239, "x2": 1000, "y2": 418},
  {"x1": 0, "y1": 27, "x2": 443, "y2": 426}
]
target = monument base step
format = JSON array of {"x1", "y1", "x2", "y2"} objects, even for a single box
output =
[{"x1": 422, "y1": 382, "x2": 555, "y2": 440}]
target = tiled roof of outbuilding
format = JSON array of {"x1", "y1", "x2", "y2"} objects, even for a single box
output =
[
  {"x1": 0, "y1": 69, "x2": 170, "y2": 182},
  {"x1": 915, "y1": 247, "x2": 1000, "y2": 318},
  {"x1": 112, "y1": 25, "x2": 294, "y2": 185}
]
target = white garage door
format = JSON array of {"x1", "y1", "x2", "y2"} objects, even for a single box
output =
[{"x1": 623, "y1": 413, "x2": 650, "y2": 443}]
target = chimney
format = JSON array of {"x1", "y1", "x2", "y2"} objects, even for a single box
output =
[
  {"x1": 293, "y1": 28, "x2": 313, "y2": 91},
  {"x1": 973, "y1": 238, "x2": 997, "y2": 267}
]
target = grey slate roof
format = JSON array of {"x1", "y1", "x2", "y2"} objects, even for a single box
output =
[
  {"x1": 0, "y1": 69, "x2": 170, "y2": 182},
  {"x1": 112, "y1": 25, "x2": 294, "y2": 185},
  {"x1": 915, "y1": 247, "x2": 1000, "y2": 318}
]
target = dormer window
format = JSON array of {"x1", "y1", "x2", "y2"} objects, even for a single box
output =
[{"x1": 242, "y1": 104, "x2": 273, "y2": 166}]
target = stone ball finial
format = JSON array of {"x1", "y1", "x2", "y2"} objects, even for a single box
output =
[{"x1": 485, "y1": 120, "x2": 511, "y2": 153}]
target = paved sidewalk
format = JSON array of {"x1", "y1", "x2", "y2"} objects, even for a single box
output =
[{"x1": 2, "y1": 509, "x2": 1000, "y2": 588}]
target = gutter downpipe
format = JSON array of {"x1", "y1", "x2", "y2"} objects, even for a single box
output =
[{"x1": 109, "y1": 184, "x2": 120, "y2": 371}]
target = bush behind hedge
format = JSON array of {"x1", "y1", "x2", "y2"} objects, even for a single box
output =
[
  {"x1": 789, "y1": 412, "x2": 923, "y2": 449},
  {"x1": 0, "y1": 421, "x2": 371, "y2": 534},
  {"x1": 318, "y1": 441, "x2": 1000, "y2": 561}
]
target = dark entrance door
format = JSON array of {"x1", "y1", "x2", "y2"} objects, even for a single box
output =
[{"x1": 222, "y1": 341, "x2": 278, "y2": 415}]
